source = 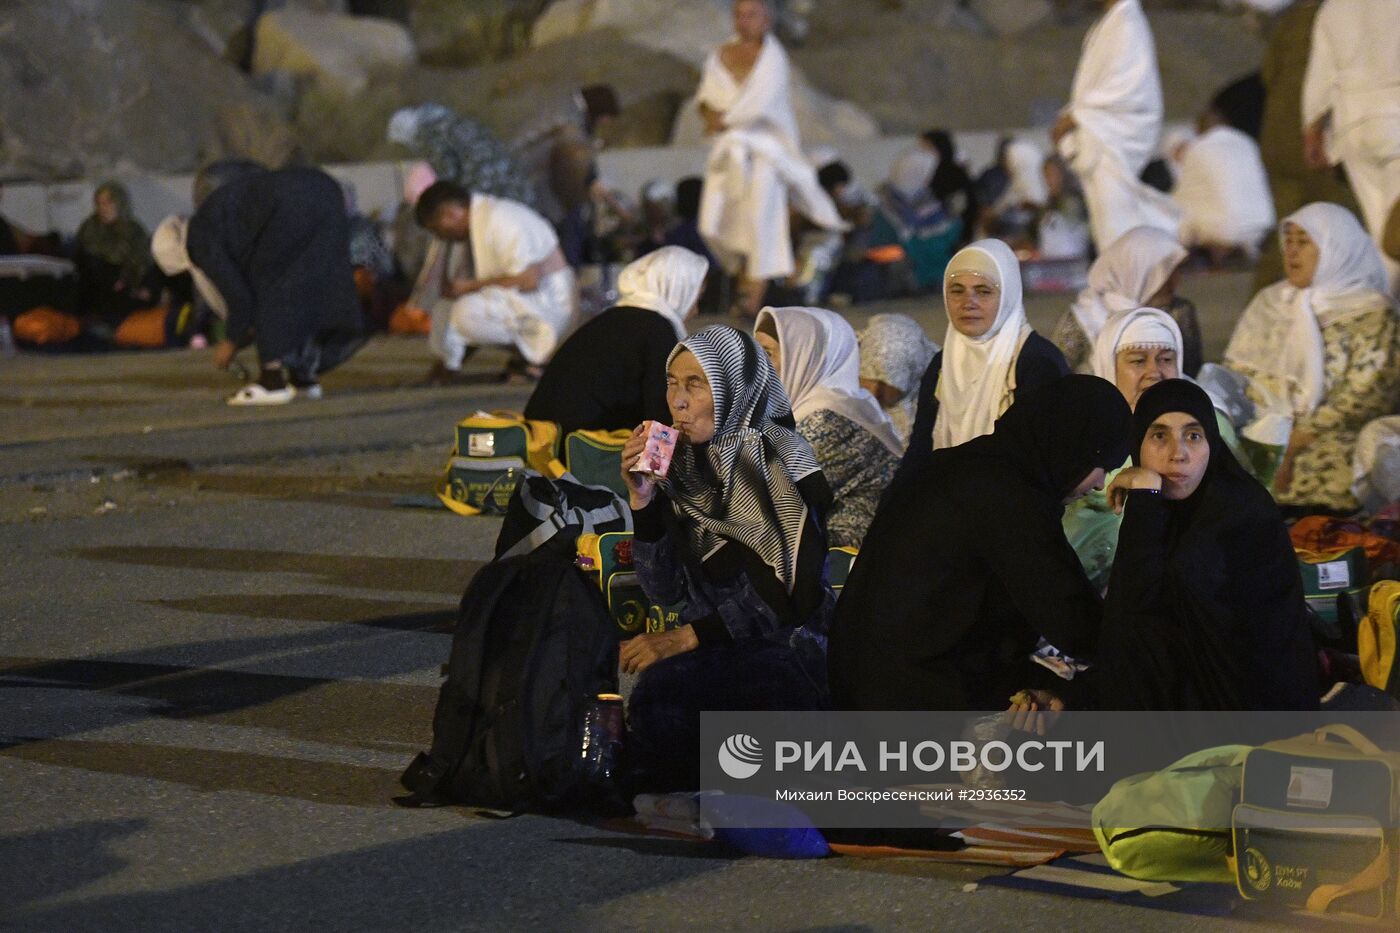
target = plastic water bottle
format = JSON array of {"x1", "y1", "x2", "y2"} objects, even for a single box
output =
[
  {"x1": 0, "y1": 316, "x2": 15, "y2": 357},
  {"x1": 579, "y1": 693, "x2": 625, "y2": 786}
]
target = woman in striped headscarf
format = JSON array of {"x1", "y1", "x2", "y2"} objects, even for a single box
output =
[{"x1": 619, "y1": 323, "x2": 834, "y2": 790}]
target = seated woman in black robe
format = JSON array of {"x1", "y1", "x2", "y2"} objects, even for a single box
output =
[
  {"x1": 828, "y1": 375, "x2": 1131, "y2": 711},
  {"x1": 524, "y1": 246, "x2": 708, "y2": 436},
  {"x1": 1098, "y1": 379, "x2": 1319, "y2": 710},
  {"x1": 620, "y1": 324, "x2": 834, "y2": 790}
]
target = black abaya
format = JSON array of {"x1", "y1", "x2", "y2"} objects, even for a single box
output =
[
  {"x1": 1097, "y1": 379, "x2": 1319, "y2": 711},
  {"x1": 829, "y1": 375, "x2": 1131, "y2": 711}
]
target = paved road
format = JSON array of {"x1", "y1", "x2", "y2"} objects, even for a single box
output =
[{"x1": 0, "y1": 281, "x2": 1272, "y2": 931}]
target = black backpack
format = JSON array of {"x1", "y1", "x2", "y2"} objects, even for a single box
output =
[
  {"x1": 494, "y1": 471, "x2": 632, "y2": 560},
  {"x1": 396, "y1": 533, "x2": 622, "y2": 812}
]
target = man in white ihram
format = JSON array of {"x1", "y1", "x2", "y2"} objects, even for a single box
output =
[
  {"x1": 696, "y1": 0, "x2": 846, "y2": 318},
  {"x1": 1302, "y1": 0, "x2": 1400, "y2": 290},
  {"x1": 1052, "y1": 0, "x2": 1180, "y2": 250},
  {"x1": 411, "y1": 180, "x2": 576, "y2": 383}
]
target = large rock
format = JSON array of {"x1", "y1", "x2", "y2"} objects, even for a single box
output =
[
  {"x1": 533, "y1": 0, "x2": 879, "y2": 145},
  {"x1": 409, "y1": 0, "x2": 551, "y2": 65},
  {"x1": 290, "y1": 30, "x2": 702, "y2": 164},
  {"x1": 794, "y1": 1, "x2": 1266, "y2": 132},
  {"x1": 532, "y1": 0, "x2": 730, "y2": 66},
  {"x1": 968, "y1": 0, "x2": 1054, "y2": 37},
  {"x1": 252, "y1": 9, "x2": 416, "y2": 97},
  {"x1": 0, "y1": 0, "x2": 281, "y2": 179}
]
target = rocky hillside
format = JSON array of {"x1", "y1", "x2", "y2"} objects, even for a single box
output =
[{"x1": 0, "y1": 0, "x2": 1268, "y2": 181}]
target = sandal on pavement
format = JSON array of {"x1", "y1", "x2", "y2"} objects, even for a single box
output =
[{"x1": 227, "y1": 383, "x2": 296, "y2": 406}]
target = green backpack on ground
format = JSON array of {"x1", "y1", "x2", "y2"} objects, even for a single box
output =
[{"x1": 1093, "y1": 744, "x2": 1252, "y2": 883}]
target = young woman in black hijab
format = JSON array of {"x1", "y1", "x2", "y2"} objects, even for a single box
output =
[
  {"x1": 829, "y1": 375, "x2": 1132, "y2": 711},
  {"x1": 1098, "y1": 379, "x2": 1319, "y2": 710}
]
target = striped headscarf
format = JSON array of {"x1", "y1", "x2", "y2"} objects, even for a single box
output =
[{"x1": 662, "y1": 325, "x2": 823, "y2": 595}]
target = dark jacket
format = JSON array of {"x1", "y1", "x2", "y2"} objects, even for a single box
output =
[
  {"x1": 524, "y1": 306, "x2": 676, "y2": 436},
  {"x1": 187, "y1": 167, "x2": 361, "y2": 365}
]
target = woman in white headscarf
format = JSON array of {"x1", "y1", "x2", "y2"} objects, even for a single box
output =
[
  {"x1": 1224, "y1": 202, "x2": 1400, "y2": 511},
  {"x1": 870, "y1": 147, "x2": 962, "y2": 290},
  {"x1": 1048, "y1": 225, "x2": 1199, "y2": 375},
  {"x1": 754, "y1": 306, "x2": 901, "y2": 547},
  {"x1": 524, "y1": 246, "x2": 709, "y2": 435},
  {"x1": 857, "y1": 313, "x2": 939, "y2": 444},
  {"x1": 1065, "y1": 306, "x2": 1186, "y2": 590},
  {"x1": 898, "y1": 239, "x2": 1070, "y2": 478}
]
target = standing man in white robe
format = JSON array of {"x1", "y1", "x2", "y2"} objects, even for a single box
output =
[
  {"x1": 696, "y1": 0, "x2": 845, "y2": 317},
  {"x1": 1303, "y1": 0, "x2": 1400, "y2": 290},
  {"x1": 1051, "y1": 0, "x2": 1180, "y2": 250},
  {"x1": 413, "y1": 181, "x2": 576, "y2": 383}
]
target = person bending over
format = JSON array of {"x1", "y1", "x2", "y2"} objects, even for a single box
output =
[
  {"x1": 151, "y1": 167, "x2": 364, "y2": 405},
  {"x1": 412, "y1": 180, "x2": 577, "y2": 384}
]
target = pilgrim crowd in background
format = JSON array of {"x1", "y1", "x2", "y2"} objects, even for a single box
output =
[{"x1": 5, "y1": 0, "x2": 1400, "y2": 768}]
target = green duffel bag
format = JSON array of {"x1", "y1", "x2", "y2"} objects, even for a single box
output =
[
  {"x1": 1093, "y1": 744, "x2": 1252, "y2": 883},
  {"x1": 562, "y1": 429, "x2": 632, "y2": 500}
]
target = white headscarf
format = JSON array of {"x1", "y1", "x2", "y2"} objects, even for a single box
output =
[
  {"x1": 1225, "y1": 203, "x2": 1392, "y2": 416},
  {"x1": 616, "y1": 246, "x2": 710, "y2": 339},
  {"x1": 934, "y1": 239, "x2": 1031, "y2": 449},
  {"x1": 1091, "y1": 307, "x2": 1184, "y2": 388},
  {"x1": 151, "y1": 214, "x2": 228, "y2": 319},
  {"x1": 887, "y1": 147, "x2": 938, "y2": 201},
  {"x1": 1070, "y1": 226, "x2": 1188, "y2": 341},
  {"x1": 755, "y1": 306, "x2": 904, "y2": 456}
]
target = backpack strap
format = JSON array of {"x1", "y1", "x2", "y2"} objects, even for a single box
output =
[
  {"x1": 497, "y1": 473, "x2": 633, "y2": 561},
  {"x1": 1303, "y1": 843, "x2": 1391, "y2": 915}
]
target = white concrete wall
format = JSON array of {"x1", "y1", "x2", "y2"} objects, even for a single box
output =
[{"x1": 1, "y1": 126, "x2": 1188, "y2": 237}]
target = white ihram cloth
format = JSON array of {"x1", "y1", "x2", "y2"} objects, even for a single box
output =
[
  {"x1": 1068, "y1": 225, "x2": 1186, "y2": 373},
  {"x1": 697, "y1": 34, "x2": 845, "y2": 281},
  {"x1": 934, "y1": 239, "x2": 1032, "y2": 449},
  {"x1": 1225, "y1": 203, "x2": 1394, "y2": 418},
  {"x1": 1058, "y1": 0, "x2": 1179, "y2": 248},
  {"x1": 417, "y1": 194, "x2": 577, "y2": 368},
  {"x1": 1302, "y1": 0, "x2": 1400, "y2": 289},
  {"x1": 755, "y1": 306, "x2": 904, "y2": 456},
  {"x1": 1173, "y1": 125, "x2": 1277, "y2": 254}
]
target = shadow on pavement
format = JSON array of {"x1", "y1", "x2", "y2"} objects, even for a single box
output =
[
  {"x1": 72, "y1": 545, "x2": 481, "y2": 596},
  {"x1": 4, "y1": 820, "x2": 730, "y2": 931},
  {"x1": 149, "y1": 593, "x2": 457, "y2": 632},
  {"x1": 0, "y1": 819, "x2": 146, "y2": 913}
]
